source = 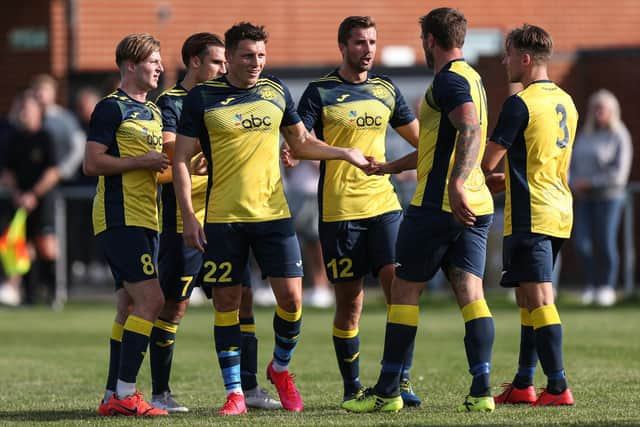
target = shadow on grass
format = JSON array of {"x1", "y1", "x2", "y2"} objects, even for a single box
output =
[{"x1": 0, "y1": 409, "x2": 99, "y2": 422}]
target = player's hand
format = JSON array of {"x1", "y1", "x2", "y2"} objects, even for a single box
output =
[
  {"x1": 18, "y1": 192, "x2": 38, "y2": 212},
  {"x1": 182, "y1": 214, "x2": 207, "y2": 253},
  {"x1": 485, "y1": 172, "x2": 505, "y2": 194},
  {"x1": 140, "y1": 151, "x2": 171, "y2": 172},
  {"x1": 448, "y1": 179, "x2": 476, "y2": 226},
  {"x1": 280, "y1": 143, "x2": 299, "y2": 168},
  {"x1": 190, "y1": 152, "x2": 208, "y2": 175},
  {"x1": 361, "y1": 156, "x2": 381, "y2": 175},
  {"x1": 345, "y1": 148, "x2": 373, "y2": 170},
  {"x1": 369, "y1": 160, "x2": 400, "y2": 176}
]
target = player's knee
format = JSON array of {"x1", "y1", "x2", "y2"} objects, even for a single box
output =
[
  {"x1": 212, "y1": 286, "x2": 242, "y2": 312},
  {"x1": 276, "y1": 293, "x2": 300, "y2": 313},
  {"x1": 160, "y1": 299, "x2": 188, "y2": 323}
]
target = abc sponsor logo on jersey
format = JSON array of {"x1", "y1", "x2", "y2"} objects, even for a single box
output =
[
  {"x1": 234, "y1": 113, "x2": 272, "y2": 130},
  {"x1": 142, "y1": 127, "x2": 162, "y2": 148},
  {"x1": 348, "y1": 110, "x2": 383, "y2": 128}
]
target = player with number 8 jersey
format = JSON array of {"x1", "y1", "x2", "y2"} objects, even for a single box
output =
[{"x1": 84, "y1": 33, "x2": 170, "y2": 416}]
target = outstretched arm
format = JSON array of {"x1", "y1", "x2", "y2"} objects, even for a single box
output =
[{"x1": 281, "y1": 122, "x2": 371, "y2": 169}]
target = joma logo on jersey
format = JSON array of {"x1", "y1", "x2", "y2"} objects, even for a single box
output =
[
  {"x1": 234, "y1": 113, "x2": 272, "y2": 129},
  {"x1": 142, "y1": 127, "x2": 162, "y2": 148},
  {"x1": 336, "y1": 94, "x2": 350, "y2": 102},
  {"x1": 221, "y1": 97, "x2": 235, "y2": 105},
  {"x1": 348, "y1": 111, "x2": 383, "y2": 127}
]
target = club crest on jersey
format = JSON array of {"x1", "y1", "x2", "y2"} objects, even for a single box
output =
[
  {"x1": 234, "y1": 113, "x2": 272, "y2": 129},
  {"x1": 372, "y1": 86, "x2": 386, "y2": 99},
  {"x1": 260, "y1": 87, "x2": 276, "y2": 100}
]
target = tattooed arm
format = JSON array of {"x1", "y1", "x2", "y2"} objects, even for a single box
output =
[{"x1": 448, "y1": 101, "x2": 481, "y2": 226}]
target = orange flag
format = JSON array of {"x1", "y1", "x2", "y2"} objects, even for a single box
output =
[{"x1": 0, "y1": 208, "x2": 31, "y2": 276}]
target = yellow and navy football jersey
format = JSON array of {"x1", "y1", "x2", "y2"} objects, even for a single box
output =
[
  {"x1": 178, "y1": 74, "x2": 301, "y2": 223},
  {"x1": 411, "y1": 59, "x2": 493, "y2": 215},
  {"x1": 155, "y1": 83, "x2": 207, "y2": 233},
  {"x1": 490, "y1": 80, "x2": 578, "y2": 238},
  {"x1": 88, "y1": 89, "x2": 163, "y2": 234},
  {"x1": 298, "y1": 70, "x2": 415, "y2": 221}
]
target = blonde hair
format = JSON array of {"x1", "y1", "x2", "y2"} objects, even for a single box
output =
[
  {"x1": 115, "y1": 33, "x2": 160, "y2": 68},
  {"x1": 582, "y1": 89, "x2": 624, "y2": 135}
]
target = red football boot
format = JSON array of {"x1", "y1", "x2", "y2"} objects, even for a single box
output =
[
  {"x1": 494, "y1": 382, "x2": 537, "y2": 404},
  {"x1": 266, "y1": 361, "x2": 304, "y2": 412},
  {"x1": 217, "y1": 392, "x2": 247, "y2": 415},
  {"x1": 106, "y1": 391, "x2": 168, "y2": 416},
  {"x1": 531, "y1": 388, "x2": 575, "y2": 407}
]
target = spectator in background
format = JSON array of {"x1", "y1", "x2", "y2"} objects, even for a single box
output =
[
  {"x1": 570, "y1": 89, "x2": 632, "y2": 307},
  {"x1": 75, "y1": 87, "x2": 101, "y2": 135},
  {"x1": 0, "y1": 90, "x2": 60, "y2": 306},
  {"x1": 31, "y1": 74, "x2": 85, "y2": 185},
  {"x1": 0, "y1": 94, "x2": 23, "y2": 306},
  {"x1": 284, "y1": 161, "x2": 333, "y2": 308}
]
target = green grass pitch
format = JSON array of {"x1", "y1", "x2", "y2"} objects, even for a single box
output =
[{"x1": 1, "y1": 295, "x2": 639, "y2": 426}]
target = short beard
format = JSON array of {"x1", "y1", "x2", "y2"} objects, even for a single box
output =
[
  {"x1": 425, "y1": 49, "x2": 434, "y2": 70},
  {"x1": 346, "y1": 55, "x2": 370, "y2": 73}
]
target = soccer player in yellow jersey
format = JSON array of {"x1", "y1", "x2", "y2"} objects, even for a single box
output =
[
  {"x1": 482, "y1": 24, "x2": 576, "y2": 407},
  {"x1": 346, "y1": 8, "x2": 496, "y2": 413},
  {"x1": 150, "y1": 32, "x2": 279, "y2": 412},
  {"x1": 83, "y1": 33, "x2": 170, "y2": 417},
  {"x1": 173, "y1": 22, "x2": 370, "y2": 415},
  {"x1": 295, "y1": 16, "x2": 421, "y2": 409}
]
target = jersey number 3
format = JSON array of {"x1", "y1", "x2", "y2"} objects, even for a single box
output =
[{"x1": 556, "y1": 104, "x2": 569, "y2": 149}]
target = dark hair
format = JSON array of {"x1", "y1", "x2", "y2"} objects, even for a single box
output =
[
  {"x1": 506, "y1": 24, "x2": 553, "y2": 64},
  {"x1": 419, "y1": 7, "x2": 466, "y2": 49},
  {"x1": 181, "y1": 32, "x2": 224, "y2": 67},
  {"x1": 338, "y1": 16, "x2": 376, "y2": 45},
  {"x1": 224, "y1": 22, "x2": 268, "y2": 52},
  {"x1": 115, "y1": 33, "x2": 160, "y2": 68}
]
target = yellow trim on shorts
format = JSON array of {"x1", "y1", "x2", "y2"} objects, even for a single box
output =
[
  {"x1": 520, "y1": 307, "x2": 534, "y2": 327},
  {"x1": 111, "y1": 322, "x2": 124, "y2": 342},
  {"x1": 461, "y1": 299, "x2": 492, "y2": 322},
  {"x1": 276, "y1": 306, "x2": 302, "y2": 322},
  {"x1": 124, "y1": 315, "x2": 153, "y2": 337},
  {"x1": 214, "y1": 309, "x2": 239, "y2": 327},
  {"x1": 388, "y1": 304, "x2": 419, "y2": 327},
  {"x1": 531, "y1": 304, "x2": 561, "y2": 330},
  {"x1": 333, "y1": 326, "x2": 359, "y2": 339}
]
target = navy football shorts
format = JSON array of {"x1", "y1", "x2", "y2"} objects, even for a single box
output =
[
  {"x1": 500, "y1": 232, "x2": 565, "y2": 287},
  {"x1": 158, "y1": 231, "x2": 204, "y2": 300},
  {"x1": 202, "y1": 218, "x2": 303, "y2": 287},
  {"x1": 319, "y1": 210, "x2": 402, "y2": 283},
  {"x1": 97, "y1": 226, "x2": 159, "y2": 290},
  {"x1": 395, "y1": 205, "x2": 493, "y2": 283}
]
